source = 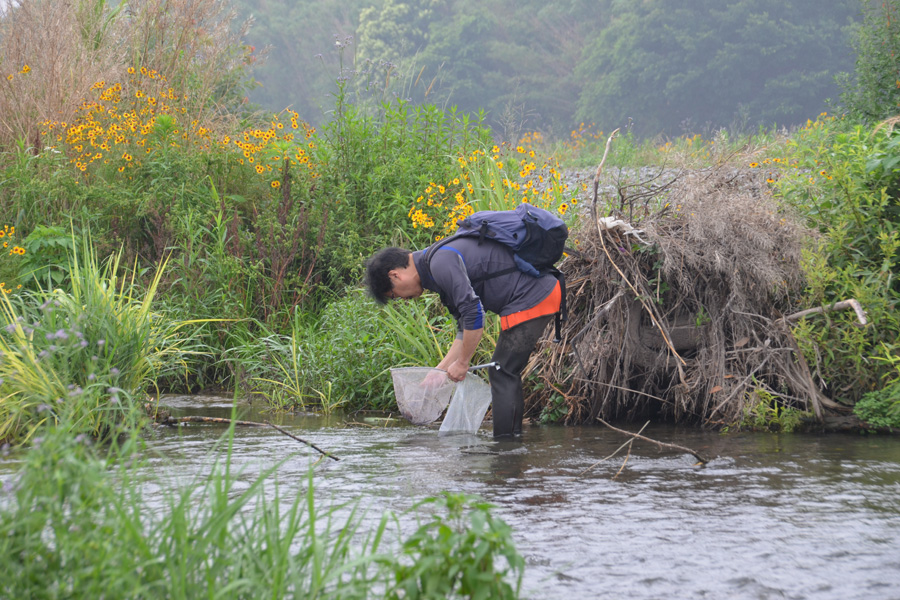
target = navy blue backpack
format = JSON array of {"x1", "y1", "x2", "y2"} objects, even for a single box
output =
[{"x1": 424, "y1": 203, "x2": 569, "y2": 341}]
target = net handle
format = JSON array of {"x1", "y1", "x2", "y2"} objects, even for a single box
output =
[{"x1": 468, "y1": 362, "x2": 501, "y2": 372}]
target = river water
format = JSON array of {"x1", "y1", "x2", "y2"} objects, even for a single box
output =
[{"x1": 133, "y1": 394, "x2": 900, "y2": 600}]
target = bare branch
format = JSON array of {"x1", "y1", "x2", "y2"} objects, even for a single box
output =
[
  {"x1": 597, "y1": 418, "x2": 710, "y2": 465},
  {"x1": 782, "y1": 299, "x2": 868, "y2": 326}
]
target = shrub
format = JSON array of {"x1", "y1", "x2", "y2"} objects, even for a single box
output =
[
  {"x1": 774, "y1": 116, "x2": 900, "y2": 404},
  {"x1": 838, "y1": 0, "x2": 900, "y2": 122},
  {"x1": 390, "y1": 492, "x2": 524, "y2": 600},
  {"x1": 854, "y1": 381, "x2": 900, "y2": 429},
  {"x1": 0, "y1": 236, "x2": 202, "y2": 445},
  {"x1": 318, "y1": 47, "x2": 493, "y2": 284}
]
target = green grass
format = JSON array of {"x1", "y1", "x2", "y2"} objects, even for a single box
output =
[
  {"x1": 0, "y1": 423, "x2": 524, "y2": 599},
  {"x1": 0, "y1": 233, "x2": 207, "y2": 446}
]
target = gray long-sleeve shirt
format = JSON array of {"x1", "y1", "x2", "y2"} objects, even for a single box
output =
[{"x1": 412, "y1": 237, "x2": 557, "y2": 333}]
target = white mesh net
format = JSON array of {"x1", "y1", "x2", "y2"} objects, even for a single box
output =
[
  {"x1": 439, "y1": 373, "x2": 492, "y2": 434},
  {"x1": 390, "y1": 367, "x2": 456, "y2": 425}
]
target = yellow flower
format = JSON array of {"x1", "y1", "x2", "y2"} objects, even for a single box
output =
[
  {"x1": 6, "y1": 74, "x2": 12, "y2": 81},
  {"x1": 271, "y1": 180, "x2": 280, "y2": 188},
  {"x1": 21, "y1": 65, "x2": 30, "y2": 74},
  {"x1": 749, "y1": 162, "x2": 759, "y2": 168},
  {"x1": 557, "y1": 204, "x2": 568, "y2": 215}
]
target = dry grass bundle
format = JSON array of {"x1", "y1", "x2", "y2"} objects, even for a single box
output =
[
  {"x1": 0, "y1": 0, "x2": 123, "y2": 147},
  {"x1": 530, "y1": 163, "x2": 836, "y2": 428},
  {"x1": 0, "y1": 0, "x2": 252, "y2": 150}
]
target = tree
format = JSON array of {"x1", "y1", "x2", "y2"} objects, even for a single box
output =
[
  {"x1": 838, "y1": 0, "x2": 900, "y2": 121},
  {"x1": 236, "y1": 0, "x2": 371, "y2": 124},
  {"x1": 574, "y1": 0, "x2": 857, "y2": 138},
  {"x1": 357, "y1": 0, "x2": 445, "y2": 63}
]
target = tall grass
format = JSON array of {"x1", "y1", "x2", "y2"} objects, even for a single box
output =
[
  {"x1": 0, "y1": 0, "x2": 251, "y2": 149},
  {"x1": 0, "y1": 424, "x2": 523, "y2": 599},
  {"x1": 0, "y1": 234, "x2": 205, "y2": 445},
  {"x1": 225, "y1": 288, "x2": 504, "y2": 413}
]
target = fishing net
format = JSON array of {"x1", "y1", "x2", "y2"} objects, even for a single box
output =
[
  {"x1": 391, "y1": 367, "x2": 493, "y2": 432},
  {"x1": 439, "y1": 373, "x2": 493, "y2": 434},
  {"x1": 391, "y1": 367, "x2": 456, "y2": 425}
]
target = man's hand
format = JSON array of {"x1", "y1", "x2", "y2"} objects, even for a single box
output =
[
  {"x1": 447, "y1": 360, "x2": 468, "y2": 382},
  {"x1": 421, "y1": 368, "x2": 450, "y2": 390}
]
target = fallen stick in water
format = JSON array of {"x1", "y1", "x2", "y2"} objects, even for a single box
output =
[
  {"x1": 578, "y1": 420, "x2": 651, "y2": 478},
  {"x1": 596, "y1": 418, "x2": 710, "y2": 465},
  {"x1": 162, "y1": 415, "x2": 339, "y2": 461},
  {"x1": 265, "y1": 421, "x2": 340, "y2": 462}
]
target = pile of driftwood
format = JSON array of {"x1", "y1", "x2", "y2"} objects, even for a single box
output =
[{"x1": 529, "y1": 138, "x2": 865, "y2": 429}]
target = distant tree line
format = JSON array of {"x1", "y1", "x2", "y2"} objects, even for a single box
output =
[{"x1": 237, "y1": 0, "x2": 896, "y2": 139}]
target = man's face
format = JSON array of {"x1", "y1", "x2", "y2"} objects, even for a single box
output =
[{"x1": 387, "y1": 266, "x2": 423, "y2": 300}]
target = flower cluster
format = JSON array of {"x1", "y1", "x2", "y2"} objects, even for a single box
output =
[
  {"x1": 228, "y1": 110, "x2": 319, "y2": 186},
  {"x1": 409, "y1": 144, "x2": 577, "y2": 238},
  {"x1": 41, "y1": 67, "x2": 319, "y2": 187},
  {"x1": 2, "y1": 298, "x2": 125, "y2": 414},
  {"x1": 0, "y1": 225, "x2": 25, "y2": 295},
  {"x1": 3, "y1": 64, "x2": 30, "y2": 82},
  {"x1": 41, "y1": 67, "x2": 209, "y2": 175},
  {"x1": 565, "y1": 123, "x2": 605, "y2": 153}
]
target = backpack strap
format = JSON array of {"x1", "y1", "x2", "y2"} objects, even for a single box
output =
[
  {"x1": 548, "y1": 268, "x2": 567, "y2": 343},
  {"x1": 422, "y1": 233, "x2": 463, "y2": 278}
]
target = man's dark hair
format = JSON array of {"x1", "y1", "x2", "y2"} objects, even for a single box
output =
[{"x1": 365, "y1": 247, "x2": 411, "y2": 304}]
